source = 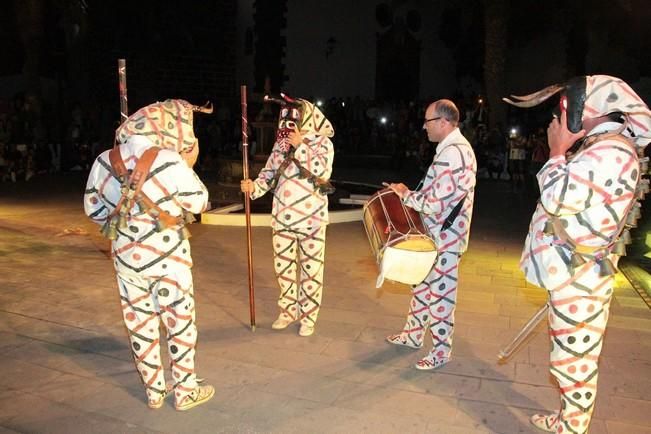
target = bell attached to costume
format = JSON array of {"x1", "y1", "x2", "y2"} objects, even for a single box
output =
[
  {"x1": 570, "y1": 251, "x2": 587, "y2": 268},
  {"x1": 179, "y1": 225, "x2": 192, "y2": 240},
  {"x1": 639, "y1": 156, "x2": 649, "y2": 174},
  {"x1": 184, "y1": 212, "x2": 196, "y2": 224},
  {"x1": 612, "y1": 239, "x2": 627, "y2": 256},
  {"x1": 625, "y1": 211, "x2": 638, "y2": 228},
  {"x1": 597, "y1": 257, "x2": 617, "y2": 277},
  {"x1": 621, "y1": 229, "x2": 632, "y2": 245},
  {"x1": 543, "y1": 219, "x2": 555, "y2": 235},
  {"x1": 101, "y1": 218, "x2": 119, "y2": 240}
]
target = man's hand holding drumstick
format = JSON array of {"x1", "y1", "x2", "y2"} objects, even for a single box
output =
[{"x1": 383, "y1": 181, "x2": 409, "y2": 199}]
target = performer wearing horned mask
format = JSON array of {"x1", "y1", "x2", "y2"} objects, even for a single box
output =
[
  {"x1": 241, "y1": 94, "x2": 335, "y2": 337},
  {"x1": 504, "y1": 75, "x2": 651, "y2": 433},
  {"x1": 84, "y1": 99, "x2": 214, "y2": 411}
]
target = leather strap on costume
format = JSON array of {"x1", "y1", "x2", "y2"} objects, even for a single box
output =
[
  {"x1": 103, "y1": 147, "x2": 186, "y2": 237},
  {"x1": 107, "y1": 147, "x2": 161, "y2": 219}
]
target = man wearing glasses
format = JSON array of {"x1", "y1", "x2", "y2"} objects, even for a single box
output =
[{"x1": 385, "y1": 99, "x2": 477, "y2": 370}]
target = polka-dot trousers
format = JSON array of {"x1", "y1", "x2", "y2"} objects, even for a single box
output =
[
  {"x1": 272, "y1": 226, "x2": 326, "y2": 326},
  {"x1": 544, "y1": 265, "x2": 613, "y2": 434},
  {"x1": 396, "y1": 251, "x2": 460, "y2": 359},
  {"x1": 116, "y1": 269, "x2": 198, "y2": 405}
]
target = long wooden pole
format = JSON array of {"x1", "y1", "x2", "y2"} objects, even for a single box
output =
[
  {"x1": 118, "y1": 59, "x2": 129, "y2": 125},
  {"x1": 118, "y1": 59, "x2": 128, "y2": 124},
  {"x1": 241, "y1": 85, "x2": 256, "y2": 331},
  {"x1": 497, "y1": 303, "x2": 548, "y2": 362}
]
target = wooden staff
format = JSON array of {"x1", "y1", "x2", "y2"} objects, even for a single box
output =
[
  {"x1": 241, "y1": 85, "x2": 256, "y2": 331},
  {"x1": 497, "y1": 303, "x2": 548, "y2": 362},
  {"x1": 118, "y1": 59, "x2": 128, "y2": 123}
]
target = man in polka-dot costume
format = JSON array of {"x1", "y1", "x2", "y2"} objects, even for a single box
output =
[
  {"x1": 84, "y1": 100, "x2": 214, "y2": 411},
  {"x1": 505, "y1": 75, "x2": 651, "y2": 433},
  {"x1": 241, "y1": 94, "x2": 334, "y2": 337},
  {"x1": 385, "y1": 99, "x2": 477, "y2": 370}
]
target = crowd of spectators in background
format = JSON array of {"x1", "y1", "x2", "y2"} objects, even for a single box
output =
[{"x1": 0, "y1": 92, "x2": 550, "y2": 195}]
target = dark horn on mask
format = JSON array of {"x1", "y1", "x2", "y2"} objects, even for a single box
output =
[
  {"x1": 264, "y1": 95, "x2": 285, "y2": 105},
  {"x1": 193, "y1": 101, "x2": 213, "y2": 114},
  {"x1": 502, "y1": 84, "x2": 565, "y2": 108}
]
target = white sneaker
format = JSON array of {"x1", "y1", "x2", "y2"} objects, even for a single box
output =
[
  {"x1": 298, "y1": 324, "x2": 315, "y2": 337},
  {"x1": 271, "y1": 315, "x2": 294, "y2": 330}
]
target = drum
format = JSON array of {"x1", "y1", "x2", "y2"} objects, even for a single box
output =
[{"x1": 363, "y1": 188, "x2": 437, "y2": 287}]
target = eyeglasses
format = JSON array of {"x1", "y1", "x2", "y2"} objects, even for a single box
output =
[{"x1": 424, "y1": 116, "x2": 442, "y2": 123}]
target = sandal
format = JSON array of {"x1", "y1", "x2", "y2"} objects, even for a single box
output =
[
  {"x1": 386, "y1": 334, "x2": 422, "y2": 349},
  {"x1": 414, "y1": 354, "x2": 449, "y2": 370},
  {"x1": 175, "y1": 384, "x2": 215, "y2": 411},
  {"x1": 148, "y1": 391, "x2": 167, "y2": 409},
  {"x1": 530, "y1": 413, "x2": 559, "y2": 432}
]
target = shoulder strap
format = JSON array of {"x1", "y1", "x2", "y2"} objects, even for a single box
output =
[
  {"x1": 442, "y1": 196, "x2": 466, "y2": 231},
  {"x1": 108, "y1": 147, "x2": 128, "y2": 179}
]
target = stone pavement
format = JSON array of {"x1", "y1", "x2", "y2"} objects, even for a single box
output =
[{"x1": 0, "y1": 173, "x2": 650, "y2": 434}]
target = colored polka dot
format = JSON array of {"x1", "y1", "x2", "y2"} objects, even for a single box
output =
[
  {"x1": 549, "y1": 266, "x2": 557, "y2": 274},
  {"x1": 437, "y1": 306, "x2": 445, "y2": 312},
  {"x1": 436, "y1": 351, "x2": 445, "y2": 357},
  {"x1": 440, "y1": 233, "x2": 447, "y2": 240},
  {"x1": 568, "y1": 336, "x2": 576, "y2": 344},
  {"x1": 568, "y1": 365, "x2": 576, "y2": 374},
  {"x1": 142, "y1": 370, "x2": 148, "y2": 377},
  {"x1": 437, "y1": 328, "x2": 446, "y2": 335},
  {"x1": 309, "y1": 244, "x2": 315, "y2": 249},
  {"x1": 571, "y1": 420, "x2": 580, "y2": 427},
  {"x1": 602, "y1": 218, "x2": 610, "y2": 225},
  {"x1": 587, "y1": 304, "x2": 595, "y2": 313},
  {"x1": 125, "y1": 312, "x2": 136, "y2": 321},
  {"x1": 133, "y1": 342, "x2": 141, "y2": 351},
  {"x1": 616, "y1": 157, "x2": 622, "y2": 164},
  {"x1": 90, "y1": 197, "x2": 98, "y2": 204},
  {"x1": 458, "y1": 221, "x2": 465, "y2": 228},
  {"x1": 569, "y1": 304, "x2": 577, "y2": 314},
  {"x1": 167, "y1": 318, "x2": 176, "y2": 328},
  {"x1": 305, "y1": 202, "x2": 312, "y2": 209},
  {"x1": 581, "y1": 364, "x2": 588, "y2": 373},
  {"x1": 133, "y1": 253, "x2": 141, "y2": 260},
  {"x1": 170, "y1": 345, "x2": 178, "y2": 354},
  {"x1": 284, "y1": 190, "x2": 292, "y2": 197}
]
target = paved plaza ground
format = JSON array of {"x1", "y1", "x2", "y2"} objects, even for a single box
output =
[{"x1": 0, "y1": 171, "x2": 649, "y2": 434}]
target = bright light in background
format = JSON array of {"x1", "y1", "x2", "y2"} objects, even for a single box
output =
[
  {"x1": 509, "y1": 127, "x2": 518, "y2": 138},
  {"x1": 380, "y1": 117, "x2": 387, "y2": 124},
  {"x1": 341, "y1": 101, "x2": 345, "y2": 107},
  {"x1": 316, "y1": 100, "x2": 323, "y2": 107}
]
